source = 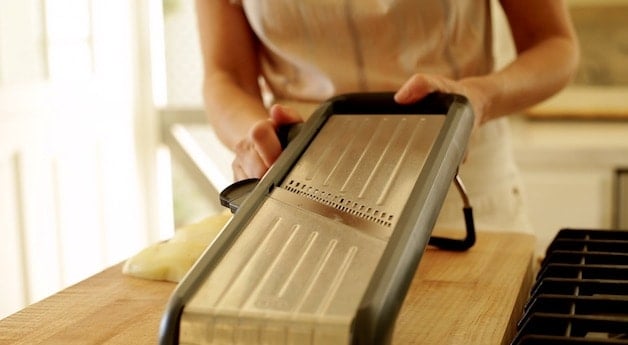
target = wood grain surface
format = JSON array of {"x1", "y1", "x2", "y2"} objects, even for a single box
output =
[
  {"x1": 0, "y1": 231, "x2": 534, "y2": 345},
  {"x1": 393, "y1": 231, "x2": 535, "y2": 345}
]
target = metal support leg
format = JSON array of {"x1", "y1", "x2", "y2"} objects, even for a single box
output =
[{"x1": 428, "y1": 173, "x2": 476, "y2": 251}]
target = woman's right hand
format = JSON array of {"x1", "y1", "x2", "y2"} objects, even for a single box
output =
[{"x1": 232, "y1": 104, "x2": 303, "y2": 181}]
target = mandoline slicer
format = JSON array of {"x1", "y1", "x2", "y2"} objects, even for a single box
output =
[{"x1": 160, "y1": 92, "x2": 475, "y2": 345}]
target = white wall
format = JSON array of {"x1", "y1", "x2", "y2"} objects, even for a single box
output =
[{"x1": 511, "y1": 117, "x2": 628, "y2": 255}]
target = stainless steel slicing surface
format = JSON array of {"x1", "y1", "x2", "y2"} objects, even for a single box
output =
[
  {"x1": 279, "y1": 115, "x2": 444, "y2": 235},
  {"x1": 179, "y1": 114, "x2": 445, "y2": 345}
]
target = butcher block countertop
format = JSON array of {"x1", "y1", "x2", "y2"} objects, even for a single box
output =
[{"x1": 0, "y1": 231, "x2": 535, "y2": 345}]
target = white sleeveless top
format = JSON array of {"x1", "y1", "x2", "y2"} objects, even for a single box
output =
[
  {"x1": 236, "y1": 0, "x2": 493, "y2": 100},
  {"x1": 231, "y1": 0, "x2": 532, "y2": 234}
]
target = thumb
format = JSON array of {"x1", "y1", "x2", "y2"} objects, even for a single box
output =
[
  {"x1": 394, "y1": 74, "x2": 444, "y2": 104},
  {"x1": 269, "y1": 104, "x2": 303, "y2": 127}
]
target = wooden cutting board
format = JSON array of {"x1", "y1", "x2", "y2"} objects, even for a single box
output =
[{"x1": 0, "y1": 231, "x2": 535, "y2": 345}]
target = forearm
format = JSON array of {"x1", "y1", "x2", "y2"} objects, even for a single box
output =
[
  {"x1": 463, "y1": 0, "x2": 580, "y2": 124},
  {"x1": 461, "y1": 35, "x2": 579, "y2": 124},
  {"x1": 196, "y1": 0, "x2": 268, "y2": 151},
  {"x1": 203, "y1": 70, "x2": 304, "y2": 180},
  {"x1": 202, "y1": 72, "x2": 268, "y2": 151}
]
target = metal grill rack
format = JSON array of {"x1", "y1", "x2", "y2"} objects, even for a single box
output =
[{"x1": 511, "y1": 228, "x2": 628, "y2": 344}]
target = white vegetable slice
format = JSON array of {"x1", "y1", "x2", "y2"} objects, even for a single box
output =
[{"x1": 122, "y1": 211, "x2": 232, "y2": 282}]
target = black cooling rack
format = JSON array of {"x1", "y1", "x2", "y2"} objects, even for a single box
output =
[{"x1": 511, "y1": 228, "x2": 628, "y2": 345}]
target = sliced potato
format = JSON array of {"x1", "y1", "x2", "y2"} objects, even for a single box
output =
[{"x1": 122, "y1": 211, "x2": 232, "y2": 282}]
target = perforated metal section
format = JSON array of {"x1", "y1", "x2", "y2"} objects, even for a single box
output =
[
  {"x1": 283, "y1": 179, "x2": 394, "y2": 228},
  {"x1": 280, "y1": 114, "x2": 444, "y2": 230}
]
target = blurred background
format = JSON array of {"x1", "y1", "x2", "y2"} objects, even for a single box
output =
[
  {"x1": 1, "y1": 0, "x2": 627, "y2": 320},
  {"x1": 0, "y1": 0, "x2": 174, "y2": 319}
]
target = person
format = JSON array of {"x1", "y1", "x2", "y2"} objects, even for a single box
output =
[{"x1": 194, "y1": 0, "x2": 579, "y2": 233}]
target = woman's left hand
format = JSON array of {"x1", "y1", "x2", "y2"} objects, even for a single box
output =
[{"x1": 394, "y1": 73, "x2": 488, "y2": 132}]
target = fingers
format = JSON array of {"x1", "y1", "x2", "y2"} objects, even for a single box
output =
[
  {"x1": 231, "y1": 104, "x2": 303, "y2": 181},
  {"x1": 232, "y1": 161, "x2": 248, "y2": 181},
  {"x1": 269, "y1": 104, "x2": 303, "y2": 126},
  {"x1": 394, "y1": 74, "x2": 456, "y2": 104},
  {"x1": 258, "y1": 104, "x2": 303, "y2": 166},
  {"x1": 232, "y1": 135, "x2": 270, "y2": 180},
  {"x1": 394, "y1": 74, "x2": 484, "y2": 163},
  {"x1": 394, "y1": 75, "x2": 434, "y2": 104},
  {"x1": 251, "y1": 118, "x2": 284, "y2": 168}
]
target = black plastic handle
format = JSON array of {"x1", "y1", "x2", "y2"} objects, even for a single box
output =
[
  {"x1": 219, "y1": 178, "x2": 259, "y2": 214},
  {"x1": 277, "y1": 123, "x2": 304, "y2": 149}
]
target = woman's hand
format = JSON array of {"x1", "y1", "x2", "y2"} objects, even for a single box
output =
[
  {"x1": 394, "y1": 0, "x2": 581, "y2": 129},
  {"x1": 394, "y1": 73, "x2": 488, "y2": 132},
  {"x1": 232, "y1": 104, "x2": 303, "y2": 181}
]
